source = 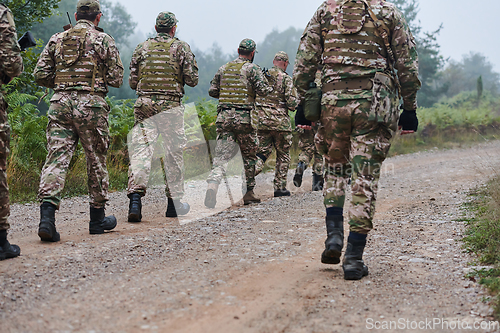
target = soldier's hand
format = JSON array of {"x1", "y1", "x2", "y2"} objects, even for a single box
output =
[{"x1": 398, "y1": 109, "x2": 418, "y2": 134}]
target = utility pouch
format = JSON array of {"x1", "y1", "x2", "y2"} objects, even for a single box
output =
[
  {"x1": 369, "y1": 72, "x2": 398, "y2": 131},
  {"x1": 304, "y1": 82, "x2": 322, "y2": 122}
]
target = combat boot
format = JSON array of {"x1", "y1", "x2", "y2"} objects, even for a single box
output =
[
  {"x1": 166, "y1": 198, "x2": 190, "y2": 218},
  {"x1": 312, "y1": 173, "x2": 324, "y2": 191},
  {"x1": 293, "y1": 162, "x2": 306, "y2": 187},
  {"x1": 321, "y1": 215, "x2": 344, "y2": 264},
  {"x1": 38, "y1": 202, "x2": 60, "y2": 242},
  {"x1": 127, "y1": 193, "x2": 142, "y2": 223},
  {"x1": 204, "y1": 182, "x2": 219, "y2": 209},
  {"x1": 0, "y1": 230, "x2": 20, "y2": 260},
  {"x1": 342, "y1": 238, "x2": 369, "y2": 280},
  {"x1": 274, "y1": 188, "x2": 291, "y2": 197},
  {"x1": 243, "y1": 189, "x2": 261, "y2": 205},
  {"x1": 89, "y1": 207, "x2": 117, "y2": 234}
]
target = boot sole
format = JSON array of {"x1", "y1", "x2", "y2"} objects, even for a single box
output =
[
  {"x1": 321, "y1": 249, "x2": 341, "y2": 264},
  {"x1": 344, "y1": 267, "x2": 369, "y2": 280},
  {"x1": 38, "y1": 228, "x2": 60, "y2": 242},
  {"x1": 244, "y1": 199, "x2": 261, "y2": 205}
]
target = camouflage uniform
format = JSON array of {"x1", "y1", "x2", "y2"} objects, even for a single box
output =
[
  {"x1": 255, "y1": 51, "x2": 299, "y2": 191},
  {"x1": 34, "y1": 7, "x2": 124, "y2": 209},
  {"x1": 0, "y1": 4, "x2": 23, "y2": 231},
  {"x1": 293, "y1": 0, "x2": 421, "y2": 234},
  {"x1": 207, "y1": 39, "x2": 273, "y2": 191},
  {"x1": 127, "y1": 12, "x2": 198, "y2": 201},
  {"x1": 296, "y1": 124, "x2": 323, "y2": 176}
]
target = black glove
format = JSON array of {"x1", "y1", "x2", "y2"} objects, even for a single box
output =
[
  {"x1": 398, "y1": 109, "x2": 418, "y2": 131},
  {"x1": 295, "y1": 104, "x2": 312, "y2": 127}
]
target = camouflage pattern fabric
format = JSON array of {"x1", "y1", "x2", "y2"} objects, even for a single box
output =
[
  {"x1": 34, "y1": 20, "x2": 123, "y2": 93},
  {"x1": 255, "y1": 130, "x2": 293, "y2": 190},
  {"x1": 156, "y1": 11, "x2": 177, "y2": 29},
  {"x1": 293, "y1": 0, "x2": 420, "y2": 234},
  {"x1": 35, "y1": 18, "x2": 124, "y2": 209},
  {"x1": 38, "y1": 92, "x2": 112, "y2": 209},
  {"x1": 207, "y1": 56, "x2": 272, "y2": 190},
  {"x1": 297, "y1": 125, "x2": 323, "y2": 176},
  {"x1": 0, "y1": 4, "x2": 23, "y2": 231},
  {"x1": 129, "y1": 33, "x2": 198, "y2": 98},
  {"x1": 127, "y1": 98, "x2": 186, "y2": 200}
]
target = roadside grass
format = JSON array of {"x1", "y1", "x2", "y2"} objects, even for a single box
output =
[{"x1": 462, "y1": 177, "x2": 500, "y2": 319}]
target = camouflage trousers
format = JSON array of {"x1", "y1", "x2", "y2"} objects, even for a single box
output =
[
  {"x1": 297, "y1": 124, "x2": 323, "y2": 175},
  {"x1": 207, "y1": 122, "x2": 258, "y2": 190},
  {"x1": 0, "y1": 96, "x2": 10, "y2": 231},
  {"x1": 127, "y1": 96, "x2": 186, "y2": 200},
  {"x1": 255, "y1": 130, "x2": 292, "y2": 190},
  {"x1": 316, "y1": 97, "x2": 394, "y2": 234},
  {"x1": 38, "y1": 91, "x2": 111, "y2": 209}
]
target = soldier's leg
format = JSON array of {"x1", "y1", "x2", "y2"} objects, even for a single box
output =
[
  {"x1": 316, "y1": 98, "x2": 353, "y2": 265},
  {"x1": 235, "y1": 123, "x2": 260, "y2": 204},
  {"x1": 294, "y1": 128, "x2": 314, "y2": 187},
  {"x1": 274, "y1": 130, "x2": 292, "y2": 192},
  {"x1": 74, "y1": 94, "x2": 116, "y2": 234},
  {"x1": 255, "y1": 130, "x2": 273, "y2": 177}
]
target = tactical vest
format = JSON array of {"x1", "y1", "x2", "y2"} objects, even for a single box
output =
[
  {"x1": 257, "y1": 68, "x2": 286, "y2": 109},
  {"x1": 54, "y1": 26, "x2": 105, "y2": 92},
  {"x1": 137, "y1": 39, "x2": 182, "y2": 93},
  {"x1": 219, "y1": 62, "x2": 255, "y2": 107},
  {"x1": 323, "y1": 0, "x2": 388, "y2": 70}
]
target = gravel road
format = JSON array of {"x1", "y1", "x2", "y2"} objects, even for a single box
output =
[{"x1": 2, "y1": 141, "x2": 500, "y2": 333}]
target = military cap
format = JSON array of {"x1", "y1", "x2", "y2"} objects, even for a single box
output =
[
  {"x1": 274, "y1": 51, "x2": 289, "y2": 62},
  {"x1": 156, "y1": 11, "x2": 178, "y2": 29},
  {"x1": 76, "y1": 0, "x2": 101, "y2": 13},
  {"x1": 238, "y1": 38, "x2": 257, "y2": 52}
]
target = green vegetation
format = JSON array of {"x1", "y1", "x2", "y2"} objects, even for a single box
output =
[{"x1": 462, "y1": 177, "x2": 500, "y2": 319}]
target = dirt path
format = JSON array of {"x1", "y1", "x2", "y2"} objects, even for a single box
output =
[{"x1": 2, "y1": 141, "x2": 500, "y2": 333}]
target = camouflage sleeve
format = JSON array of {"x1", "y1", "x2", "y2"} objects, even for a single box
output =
[
  {"x1": 292, "y1": 2, "x2": 325, "y2": 102},
  {"x1": 0, "y1": 5, "x2": 23, "y2": 82},
  {"x1": 33, "y1": 36, "x2": 57, "y2": 88},
  {"x1": 128, "y1": 43, "x2": 142, "y2": 90},
  {"x1": 249, "y1": 64, "x2": 272, "y2": 96},
  {"x1": 102, "y1": 34, "x2": 124, "y2": 88},
  {"x1": 284, "y1": 74, "x2": 299, "y2": 111},
  {"x1": 208, "y1": 67, "x2": 222, "y2": 99},
  {"x1": 391, "y1": 7, "x2": 421, "y2": 110},
  {"x1": 177, "y1": 41, "x2": 198, "y2": 88}
]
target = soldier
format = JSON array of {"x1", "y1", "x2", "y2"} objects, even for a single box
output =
[
  {"x1": 293, "y1": 0, "x2": 421, "y2": 280},
  {"x1": 126, "y1": 11, "x2": 198, "y2": 221},
  {"x1": 34, "y1": 0, "x2": 124, "y2": 241},
  {"x1": 0, "y1": 3, "x2": 23, "y2": 260},
  {"x1": 254, "y1": 51, "x2": 298, "y2": 197},
  {"x1": 204, "y1": 39, "x2": 273, "y2": 208}
]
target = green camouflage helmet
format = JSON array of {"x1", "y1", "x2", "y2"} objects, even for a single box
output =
[
  {"x1": 274, "y1": 51, "x2": 289, "y2": 62},
  {"x1": 156, "y1": 11, "x2": 178, "y2": 29},
  {"x1": 76, "y1": 0, "x2": 101, "y2": 13},
  {"x1": 238, "y1": 38, "x2": 257, "y2": 53}
]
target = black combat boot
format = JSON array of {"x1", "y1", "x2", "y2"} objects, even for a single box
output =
[
  {"x1": 38, "y1": 202, "x2": 60, "y2": 242},
  {"x1": 274, "y1": 188, "x2": 291, "y2": 197},
  {"x1": 89, "y1": 207, "x2": 117, "y2": 234},
  {"x1": 342, "y1": 238, "x2": 369, "y2": 280},
  {"x1": 293, "y1": 162, "x2": 306, "y2": 187},
  {"x1": 204, "y1": 182, "x2": 219, "y2": 209},
  {"x1": 127, "y1": 193, "x2": 142, "y2": 223},
  {"x1": 312, "y1": 173, "x2": 324, "y2": 191},
  {"x1": 0, "y1": 230, "x2": 20, "y2": 260},
  {"x1": 166, "y1": 198, "x2": 190, "y2": 218},
  {"x1": 321, "y1": 215, "x2": 344, "y2": 264}
]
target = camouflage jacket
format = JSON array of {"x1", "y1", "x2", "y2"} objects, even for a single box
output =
[
  {"x1": 293, "y1": 0, "x2": 421, "y2": 110},
  {"x1": 256, "y1": 65, "x2": 299, "y2": 131},
  {"x1": 129, "y1": 33, "x2": 198, "y2": 97},
  {"x1": 34, "y1": 20, "x2": 124, "y2": 93},
  {"x1": 0, "y1": 4, "x2": 23, "y2": 85}
]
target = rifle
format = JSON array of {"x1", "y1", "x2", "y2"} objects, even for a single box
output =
[
  {"x1": 18, "y1": 31, "x2": 36, "y2": 51},
  {"x1": 63, "y1": 12, "x2": 73, "y2": 31}
]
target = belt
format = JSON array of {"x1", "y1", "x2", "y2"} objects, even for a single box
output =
[
  {"x1": 322, "y1": 78, "x2": 373, "y2": 93},
  {"x1": 141, "y1": 94, "x2": 181, "y2": 102},
  {"x1": 57, "y1": 90, "x2": 106, "y2": 98}
]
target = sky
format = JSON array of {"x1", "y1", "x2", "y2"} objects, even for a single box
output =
[{"x1": 112, "y1": 0, "x2": 500, "y2": 72}]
